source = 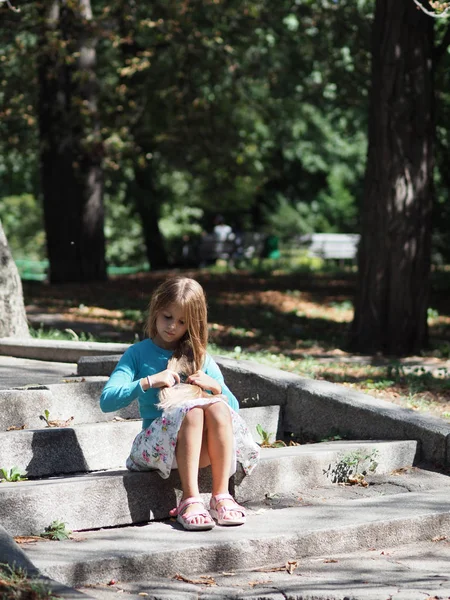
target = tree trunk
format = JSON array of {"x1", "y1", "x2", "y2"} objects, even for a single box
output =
[
  {"x1": 0, "y1": 220, "x2": 30, "y2": 338},
  {"x1": 131, "y1": 164, "x2": 169, "y2": 270},
  {"x1": 37, "y1": 0, "x2": 106, "y2": 283},
  {"x1": 350, "y1": 0, "x2": 434, "y2": 356}
]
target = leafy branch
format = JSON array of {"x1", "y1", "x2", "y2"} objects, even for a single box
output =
[
  {"x1": 0, "y1": 0, "x2": 20, "y2": 12},
  {"x1": 412, "y1": 0, "x2": 450, "y2": 18}
]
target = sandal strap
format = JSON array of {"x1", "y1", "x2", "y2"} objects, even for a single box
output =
[
  {"x1": 210, "y1": 493, "x2": 246, "y2": 514},
  {"x1": 211, "y1": 493, "x2": 233, "y2": 506},
  {"x1": 169, "y1": 496, "x2": 205, "y2": 517}
]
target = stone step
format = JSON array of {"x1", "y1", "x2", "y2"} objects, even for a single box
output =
[
  {"x1": 21, "y1": 488, "x2": 450, "y2": 588},
  {"x1": 0, "y1": 338, "x2": 130, "y2": 363},
  {"x1": 0, "y1": 440, "x2": 417, "y2": 536},
  {"x1": 0, "y1": 380, "x2": 119, "y2": 430},
  {"x1": 0, "y1": 405, "x2": 282, "y2": 478}
]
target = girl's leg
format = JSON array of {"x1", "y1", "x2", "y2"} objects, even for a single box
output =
[
  {"x1": 203, "y1": 402, "x2": 242, "y2": 521},
  {"x1": 175, "y1": 407, "x2": 212, "y2": 526}
]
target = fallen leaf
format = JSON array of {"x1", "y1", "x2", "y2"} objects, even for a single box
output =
[
  {"x1": 248, "y1": 580, "x2": 272, "y2": 587},
  {"x1": 323, "y1": 559, "x2": 338, "y2": 563},
  {"x1": 286, "y1": 560, "x2": 298, "y2": 574},
  {"x1": 7, "y1": 424, "x2": 26, "y2": 431},
  {"x1": 432, "y1": 535, "x2": 447, "y2": 542},
  {"x1": 47, "y1": 416, "x2": 75, "y2": 428},
  {"x1": 138, "y1": 593, "x2": 148, "y2": 597},
  {"x1": 14, "y1": 536, "x2": 48, "y2": 544},
  {"x1": 173, "y1": 574, "x2": 216, "y2": 586}
]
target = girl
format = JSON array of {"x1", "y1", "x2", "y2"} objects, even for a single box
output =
[{"x1": 100, "y1": 276, "x2": 259, "y2": 531}]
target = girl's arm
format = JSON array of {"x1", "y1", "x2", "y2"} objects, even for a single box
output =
[
  {"x1": 203, "y1": 355, "x2": 239, "y2": 412},
  {"x1": 100, "y1": 349, "x2": 143, "y2": 413},
  {"x1": 100, "y1": 347, "x2": 181, "y2": 413}
]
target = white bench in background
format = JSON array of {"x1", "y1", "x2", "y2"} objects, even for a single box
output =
[{"x1": 297, "y1": 233, "x2": 360, "y2": 262}]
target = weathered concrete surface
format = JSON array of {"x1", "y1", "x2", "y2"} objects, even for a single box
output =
[
  {"x1": 74, "y1": 539, "x2": 450, "y2": 600},
  {"x1": 0, "y1": 355, "x2": 78, "y2": 390},
  {"x1": 234, "y1": 440, "x2": 417, "y2": 502},
  {"x1": 0, "y1": 440, "x2": 419, "y2": 536},
  {"x1": 0, "y1": 337, "x2": 130, "y2": 363},
  {"x1": 284, "y1": 378, "x2": 450, "y2": 466},
  {"x1": 0, "y1": 406, "x2": 281, "y2": 477},
  {"x1": 77, "y1": 355, "x2": 124, "y2": 377},
  {"x1": 21, "y1": 490, "x2": 450, "y2": 588},
  {"x1": 0, "y1": 380, "x2": 132, "y2": 430},
  {"x1": 0, "y1": 420, "x2": 142, "y2": 477}
]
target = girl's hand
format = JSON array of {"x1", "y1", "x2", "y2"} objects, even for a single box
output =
[
  {"x1": 142, "y1": 370, "x2": 180, "y2": 390},
  {"x1": 187, "y1": 370, "x2": 222, "y2": 395}
]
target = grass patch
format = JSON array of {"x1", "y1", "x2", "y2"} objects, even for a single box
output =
[{"x1": 0, "y1": 564, "x2": 58, "y2": 600}]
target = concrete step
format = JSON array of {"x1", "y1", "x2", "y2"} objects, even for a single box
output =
[
  {"x1": 0, "y1": 338, "x2": 130, "y2": 363},
  {"x1": 0, "y1": 440, "x2": 418, "y2": 536},
  {"x1": 75, "y1": 539, "x2": 450, "y2": 600},
  {"x1": 0, "y1": 405, "x2": 282, "y2": 478},
  {"x1": 21, "y1": 488, "x2": 450, "y2": 588},
  {"x1": 0, "y1": 380, "x2": 122, "y2": 430}
]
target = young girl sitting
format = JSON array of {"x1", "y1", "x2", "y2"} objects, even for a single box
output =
[{"x1": 100, "y1": 276, "x2": 260, "y2": 531}]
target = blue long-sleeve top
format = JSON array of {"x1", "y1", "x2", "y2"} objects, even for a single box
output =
[{"x1": 100, "y1": 338, "x2": 239, "y2": 429}]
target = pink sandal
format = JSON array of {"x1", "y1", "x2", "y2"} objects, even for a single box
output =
[
  {"x1": 209, "y1": 493, "x2": 246, "y2": 526},
  {"x1": 169, "y1": 497, "x2": 215, "y2": 531}
]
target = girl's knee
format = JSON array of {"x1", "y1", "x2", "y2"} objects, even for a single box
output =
[
  {"x1": 205, "y1": 401, "x2": 231, "y2": 427},
  {"x1": 182, "y1": 406, "x2": 204, "y2": 428}
]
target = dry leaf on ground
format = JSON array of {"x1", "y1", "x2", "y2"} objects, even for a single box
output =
[
  {"x1": 14, "y1": 536, "x2": 49, "y2": 544},
  {"x1": 173, "y1": 574, "x2": 216, "y2": 586},
  {"x1": 248, "y1": 580, "x2": 272, "y2": 587}
]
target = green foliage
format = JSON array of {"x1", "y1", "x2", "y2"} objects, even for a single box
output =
[
  {"x1": 340, "y1": 449, "x2": 379, "y2": 476},
  {"x1": 255, "y1": 424, "x2": 287, "y2": 448},
  {"x1": 104, "y1": 187, "x2": 147, "y2": 267},
  {"x1": 30, "y1": 325, "x2": 96, "y2": 343},
  {"x1": 0, "y1": 563, "x2": 56, "y2": 600},
  {"x1": 40, "y1": 520, "x2": 72, "y2": 541},
  {"x1": 0, "y1": 195, "x2": 45, "y2": 260},
  {"x1": 0, "y1": 466, "x2": 27, "y2": 483},
  {"x1": 325, "y1": 448, "x2": 379, "y2": 485},
  {"x1": 39, "y1": 409, "x2": 51, "y2": 427},
  {"x1": 2, "y1": 0, "x2": 450, "y2": 275}
]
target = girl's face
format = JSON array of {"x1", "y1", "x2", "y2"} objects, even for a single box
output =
[{"x1": 154, "y1": 302, "x2": 188, "y2": 349}]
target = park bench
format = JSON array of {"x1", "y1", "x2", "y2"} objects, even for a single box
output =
[
  {"x1": 196, "y1": 231, "x2": 268, "y2": 265},
  {"x1": 297, "y1": 232, "x2": 360, "y2": 263}
]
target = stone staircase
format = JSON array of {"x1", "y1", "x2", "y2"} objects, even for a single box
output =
[{"x1": 1, "y1": 352, "x2": 450, "y2": 598}]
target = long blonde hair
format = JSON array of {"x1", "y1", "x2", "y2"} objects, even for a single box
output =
[
  {"x1": 145, "y1": 276, "x2": 208, "y2": 373},
  {"x1": 157, "y1": 354, "x2": 227, "y2": 411}
]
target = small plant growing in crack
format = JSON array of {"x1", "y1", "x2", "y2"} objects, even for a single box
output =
[
  {"x1": 40, "y1": 520, "x2": 72, "y2": 541},
  {"x1": 0, "y1": 466, "x2": 28, "y2": 482},
  {"x1": 323, "y1": 449, "x2": 379, "y2": 486},
  {"x1": 39, "y1": 409, "x2": 74, "y2": 428},
  {"x1": 256, "y1": 424, "x2": 286, "y2": 448}
]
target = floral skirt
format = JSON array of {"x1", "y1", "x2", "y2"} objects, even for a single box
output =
[{"x1": 126, "y1": 397, "x2": 260, "y2": 479}]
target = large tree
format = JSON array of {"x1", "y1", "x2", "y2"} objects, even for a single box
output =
[
  {"x1": 37, "y1": 0, "x2": 106, "y2": 283},
  {"x1": 350, "y1": 0, "x2": 436, "y2": 356},
  {"x1": 0, "y1": 220, "x2": 29, "y2": 338}
]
